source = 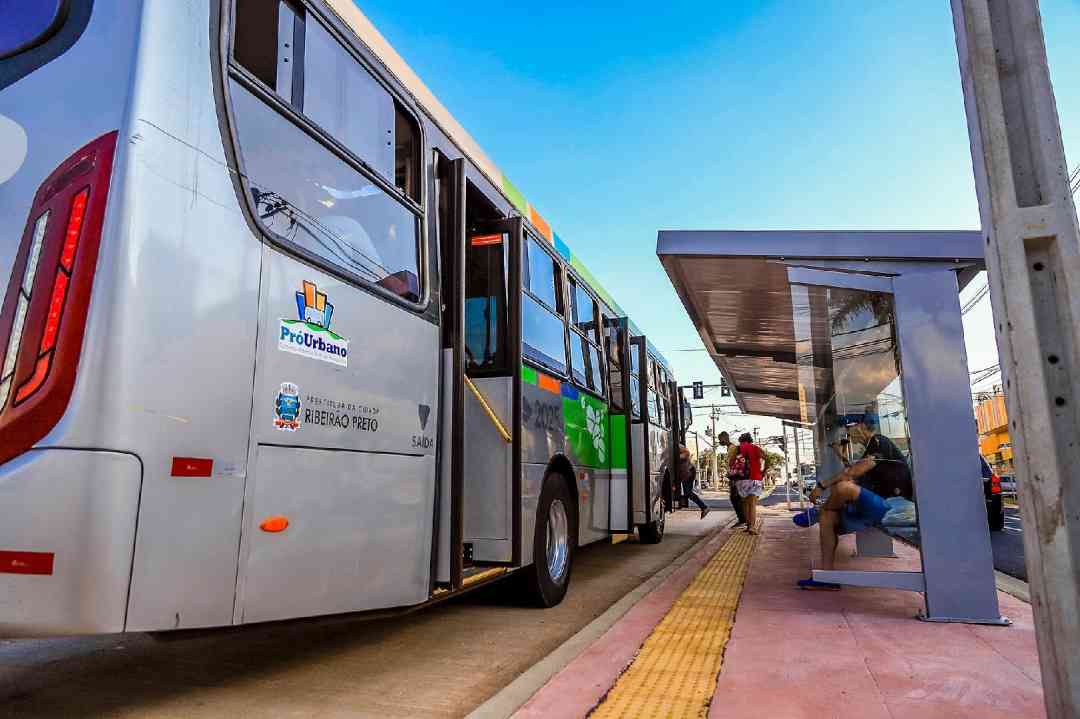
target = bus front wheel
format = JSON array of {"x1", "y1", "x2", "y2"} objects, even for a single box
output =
[{"x1": 522, "y1": 473, "x2": 575, "y2": 607}]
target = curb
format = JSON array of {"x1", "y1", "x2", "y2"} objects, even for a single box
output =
[
  {"x1": 995, "y1": 570, "x2": 1030, "y2": 603},
  {"x1": 465, "y1": 517, "x2": 736, "y2": 719}
]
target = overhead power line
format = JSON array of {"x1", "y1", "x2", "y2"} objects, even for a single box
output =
[
  {"x1": 970, "y1": 364, "x2": 1001, "y2": 386},
  {"x1": 961, "y1": 282, "x2": 991, "y2": 314}
]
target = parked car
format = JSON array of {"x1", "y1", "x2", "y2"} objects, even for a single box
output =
[
  {"x1": 981, "y1": 456, "x2": 1005, "y2": 531},
  {"x1": 999, "y1": 474, "x2": 1017, "y2": 495}
]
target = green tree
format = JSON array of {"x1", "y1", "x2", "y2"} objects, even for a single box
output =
[{"x1": 763, "y1": 451, "x2": 785, "y2": 474}]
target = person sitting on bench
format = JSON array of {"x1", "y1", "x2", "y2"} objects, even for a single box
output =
[{"x1": 795, "y1": 410, "x2": 913, "y2": 590}]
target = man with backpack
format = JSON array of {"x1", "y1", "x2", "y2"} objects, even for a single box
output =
[
  {"x1": 729, "y1": 433, "x2": 764, "y2": 534},
  {"x1": 716, "y1": 432, "x2": 746, "y2": 526}
]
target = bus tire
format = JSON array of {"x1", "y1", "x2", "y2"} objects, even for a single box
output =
[
  {"x1": 638, "y1": 505, "x2": 666, "y2": 544},
  {"x1": 523, "y1": 473, "x2": 575, "y2": 607}
]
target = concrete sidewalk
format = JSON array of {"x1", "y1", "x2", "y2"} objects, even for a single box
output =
[{"x1": 513, "y1": 511, "x2": 1046, "y2": 718}]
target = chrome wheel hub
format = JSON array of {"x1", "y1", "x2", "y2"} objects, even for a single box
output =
[{"x1": 546, "y1": 498, "x2": 570, "y2": 583}]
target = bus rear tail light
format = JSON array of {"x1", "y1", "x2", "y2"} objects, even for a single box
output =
[
  {"x1": 0, "y1": 132, "x2": 118, "y2": 467},
  {"x1": 991, "y1": 473, "x2": 1002, "y2": 495}
]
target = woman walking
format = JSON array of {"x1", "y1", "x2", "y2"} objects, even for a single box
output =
[
  {"x1": 677, "y1": 446, "x2": 711, "y2": 519},
  {"x1": 729, "y1": 433, "x2": 764, "y2": 534}
]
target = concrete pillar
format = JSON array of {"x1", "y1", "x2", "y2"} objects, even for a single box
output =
[{"x1": 952, "y1": 1, "x2": 1080, "y2": 714}]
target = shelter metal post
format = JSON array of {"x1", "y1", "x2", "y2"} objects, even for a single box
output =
[
  {"x1": 952, "y1": 1, "x2": 1080, "y2": 713},
  {"x1": 893, "y1": 270, "x2": 1004, "y2": 624}
]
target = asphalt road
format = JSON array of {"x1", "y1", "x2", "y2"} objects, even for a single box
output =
[
  {"x1": 0, "y1": 511, "x2": 729, "y2": 719},
  {"x1": 990, "y1": 505, "x2": 1027, "y2": 581}
]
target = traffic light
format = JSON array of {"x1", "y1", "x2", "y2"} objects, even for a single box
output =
[
  {"x1": 720, "y1": 379, "x2": 730, "y2": 397},
  {"x1": 692, "y1": 381, "x2": 704, "y2": 400}
]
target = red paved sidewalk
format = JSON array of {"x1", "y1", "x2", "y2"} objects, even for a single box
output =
[
  {"x1": 514, "y1": 514, "x2": 1046, "y2": 719},
  {"x1": 713, "y1": 517, "x2": 1044, "y2": 718}
]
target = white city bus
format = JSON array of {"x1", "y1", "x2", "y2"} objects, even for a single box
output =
[{"x1": 0, "y1": 0, "x2": 681, "y2": 636}]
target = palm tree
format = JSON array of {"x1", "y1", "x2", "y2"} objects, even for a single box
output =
[{"x1": 830, "y1": 291, "x2": 894, "y2": 334}]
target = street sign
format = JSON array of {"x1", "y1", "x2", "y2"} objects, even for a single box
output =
[{"x1": 692, "y1": 381, "x2": 704, "y2": 400}]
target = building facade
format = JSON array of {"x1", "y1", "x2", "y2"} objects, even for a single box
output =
[{"x1": 975, "y1": 390, "x2": 1013, "y2": 473}]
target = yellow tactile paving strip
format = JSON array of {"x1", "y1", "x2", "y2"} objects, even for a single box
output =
[{"x1": 590, "y1": 525, "x2": 760, "y2": 719}]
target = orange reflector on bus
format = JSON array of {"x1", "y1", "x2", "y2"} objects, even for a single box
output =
[
  {"x1": 260, "y1": 516, "x2": 289, "y2": 533},
  {"x1": 537, "y1": 373, "x2": 561, "y2": 395},
  {"x1": 470, "y1": 234, "x2": 503, "y2": 246}
]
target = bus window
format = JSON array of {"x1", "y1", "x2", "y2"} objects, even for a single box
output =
[
  {"x1": 234, "y1": 0, "x2": 300, "y2": 102},
  {"x1": 571, "y1": 279, "x2": 599, "y2": 344},
  {"x1": 234, "y1": 4, "x2": 422, "y2": 203},
  {"x1": 229, "y1": 81, "x2": 422, "y2": 302},
  {"x1": 586, "y1": 343, "x2": 604, "y2": 395},
  {"x1": 566, "y1": 275, "x2": 604, "y2": 395},
  {"x1": 522, "y1": 236, "x2": 562, "y2": 314},
  {"x1": 629, "y1": 338, "x2": 642, "y2": 419},
  {"x1": 395, "y1": 104, "x2": 420, "y2": 202},
  {"x1": 521, "y1": 236, "x2": 566, "y2": 373},
  {"x1": 303, "y1": 18, "x2": 395, "y2": 184},
  {"x1": 569, "y1": 333, "x2": 588, "y2": 386},
  {"x1": 465, "y1": 234, "x2": 508, "y2": 372},
  {"x1": 522, "y1": 294, "x2": 567, "y2": 375},
  {"x1": 604, "y1": 319, "x2": 624, "y2": 412}
]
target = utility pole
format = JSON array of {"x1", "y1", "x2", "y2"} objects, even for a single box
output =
[
  {"x1": 952, "y1": 2, "x2": 1080, "y2": 715},
  {"x1": 709, "y1": 408, "x2": 719, "y2": 488},
  {"x1": 792, "y1": 424, "x2": 805, "y2": 510},
  {"x1": 784, "y1": 423, "x2": 794, "y2": 510}
]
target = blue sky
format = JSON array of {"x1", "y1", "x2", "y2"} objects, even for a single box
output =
[{"x1": 356, "y1": 0, "x2": 1080, "y2": 441}]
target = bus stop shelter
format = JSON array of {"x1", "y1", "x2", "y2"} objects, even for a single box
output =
[{"x1": 658, "y1": 230, "x2": 1006, "y2": 624}]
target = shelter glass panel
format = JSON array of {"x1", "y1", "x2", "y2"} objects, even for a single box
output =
[{"x1": 826, "y1": 287, "x2": 913, "y2": 501}]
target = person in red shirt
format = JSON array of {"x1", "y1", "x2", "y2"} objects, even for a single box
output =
[{"x1": 729, "y1": 433, "x2": 764, "y2": 534}]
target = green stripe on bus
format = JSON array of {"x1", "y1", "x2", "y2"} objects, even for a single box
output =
[
  {"x1": 570, "y1": 255, "x2": 623, "y2": 316},
  {"x1": 501, "y1": 175, "x2": 529, "y2": 215},
  {"x1": 521, "y1": 364, "x2": 538, "y2": 385},
  {"x1": 609, "y1": 414, "x2": 628, "y2": 470}
]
